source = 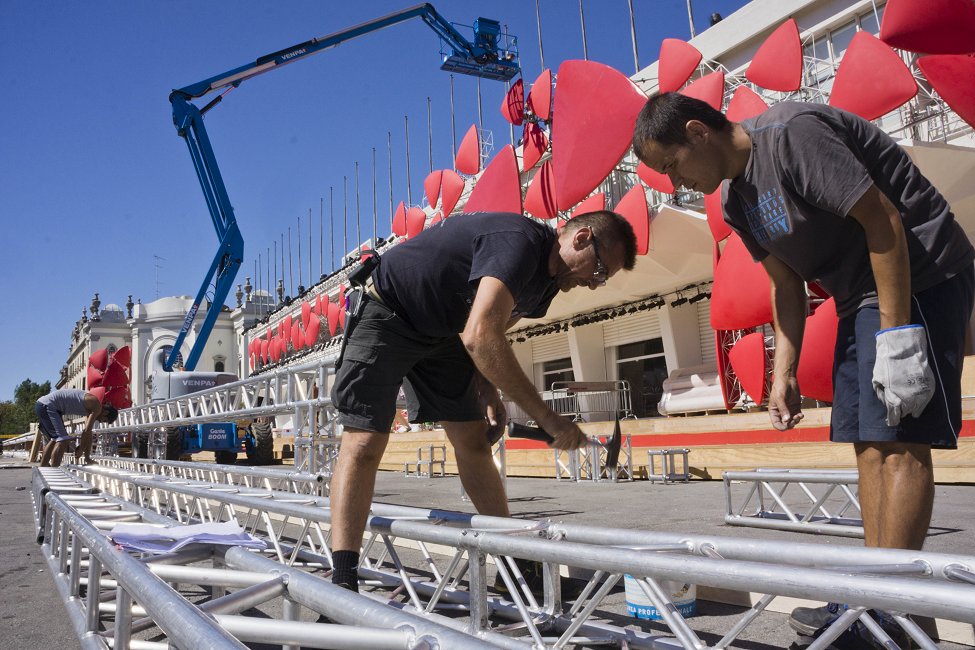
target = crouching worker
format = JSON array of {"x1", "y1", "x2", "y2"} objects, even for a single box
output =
[
  {"x1": 328, "y1": 211, "x2": 637, "y2": 591},
  {"x1": 37, "y1": 389, "x2": 118, "y2": 467}
]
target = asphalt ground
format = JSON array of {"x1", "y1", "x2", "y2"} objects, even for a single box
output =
[{"x1": 2, "y1": 453, "x2": 972, "y2": 649}]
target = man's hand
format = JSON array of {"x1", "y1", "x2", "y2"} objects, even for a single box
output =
[
  {"x1": 872, "y1": 325, "x2": 935, "y2": 426},
  {"x1": 538, "y1": 413, "x2": 588, "y2": 450},
  {"x1": 768, "y1": 375, "x2": 804, "y2": 431},
  {"x1": 474, "y1": 373, "x2": 507, "y2": 444}
]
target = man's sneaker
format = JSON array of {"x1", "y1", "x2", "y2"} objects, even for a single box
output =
[{"x1": 789, "y1": 603, "x2": 846, "y2": 636}]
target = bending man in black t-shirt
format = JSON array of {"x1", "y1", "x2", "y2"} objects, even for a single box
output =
[
  {"x1": 633, "y1": 93, "x2": 974, "y2": 643},
  {"x1": 328, "y1": 210, "x2": 637, "y2": 591}
]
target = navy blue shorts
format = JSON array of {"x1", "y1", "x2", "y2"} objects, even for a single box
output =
[
  {"x1": 830, "y1": 267, "x2": 974, "y2": 449},
  {"x1": 330, "y1": 296, "x2": 484, "y2": 433},
  {"x1": 35, "y1": 402, "x2": 70, "y2": 443}
]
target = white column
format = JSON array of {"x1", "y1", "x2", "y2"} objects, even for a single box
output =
[
  {"x1": 659, "y1": 303, "x2": 702, "y2": 372},
  {"x1": 568, "y1": 322, "x2": 608, "y2": 382}
]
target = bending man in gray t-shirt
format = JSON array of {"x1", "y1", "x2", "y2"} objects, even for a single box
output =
[
  {"x1": 634, "y1": 94, "x2": 974, "y2": 639},
  {"x1": 36, "y1": 389, "x2": 118, "y2": 467}
]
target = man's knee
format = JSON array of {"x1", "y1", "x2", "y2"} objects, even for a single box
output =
[
  {"x1": 443, "y1": 420, "x2": 491, "y2": 456},
  {"x1": 338, "y1": 429, "x2": 388, "y2": 465}
]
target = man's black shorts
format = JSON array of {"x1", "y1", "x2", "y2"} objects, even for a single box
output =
[
  {"x1": 831, "y1": 267, "x2": 974, "y2": 449},
  {"x1": 331, "y1": 297, "x2": 484, "y2": 433}
]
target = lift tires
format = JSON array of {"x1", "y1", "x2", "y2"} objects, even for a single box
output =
[
  {"x1": 163, "y1": 427, "x2": 183, "y2": 461},
  {"x1": 245, "y1": 420, "x2": 275, "y2": 465},
  {"x1": 132, "y1": 431, "x2": 149, "y2": 458}
]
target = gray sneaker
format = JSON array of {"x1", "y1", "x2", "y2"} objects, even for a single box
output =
[{"x1": 789, "y1": 603, "x2": 846, "y2": 636}]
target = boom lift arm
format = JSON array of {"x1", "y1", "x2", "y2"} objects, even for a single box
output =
[{"x1": 166, "y1": 3, "x2": 518, "y2": 371}]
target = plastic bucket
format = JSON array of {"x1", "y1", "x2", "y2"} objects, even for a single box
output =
[{"x1": 624, "y1": 574, "x2": 697, "y2": 620}]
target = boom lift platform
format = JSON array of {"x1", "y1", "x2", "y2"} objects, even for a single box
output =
[{"x1": 166, "y1": 3, "x2": 519, "y2": 372}]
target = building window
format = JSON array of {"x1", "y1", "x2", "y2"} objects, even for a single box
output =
[
  {"x1": 616, "y1": 338, "x2": 668, "y2": 418},
  {"x1": 539, "y1": 358, "x2": 574, "y2": 390},
  {"x1": 214, "y1": 357, "x2": 226, "y2": 373}
]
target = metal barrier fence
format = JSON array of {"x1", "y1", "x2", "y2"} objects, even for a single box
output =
[
  {"x1": 724, "y1": 468, "x2": 864, "y2": 538},
  {"x1": 549, "y1": 381, "x2": 636, "y2": 422},
  {"x1": 52, "y1": 462, "x2": 975, "y2": 649}
]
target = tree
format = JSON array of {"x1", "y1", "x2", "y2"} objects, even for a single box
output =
[{"x1": 0, "y1": 379, "x2": 52, "y2": 435}]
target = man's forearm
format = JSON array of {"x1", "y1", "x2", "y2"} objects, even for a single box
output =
[{"x1": 465, "y1": 332, "x2": 557, "y2": 426}]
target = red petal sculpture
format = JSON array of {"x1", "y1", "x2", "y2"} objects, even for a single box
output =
[
  {"x1": 301, "y1": 300, "x2": 311, "y2": 330},
  {"x1": 392, "y1": 201, "x2": 407, "y2": 238},
  {"x1": 796, "y1": 298, "x2": 838, "y2": 402},
  {"x1": 327, "y1": 302, "x2": 340, "y2": 337},
  {"x1": 428, "y1": 213, "x2": 443, "y2": 227},
  {"x1": 746, "y1": 19, "x2": 802, "y2": 92},
  {"x1": 880, "y1": 0, "x2": 975, "y2": 55},
  {"x1": 304, "y1": 313, "x2": 321, "y2": 347},
  {"x1": 87, "y1": 366, "x2": 104, "y2": 389},
  {"x1": 711, "y1": 233, "x2": 773, "y2": 329},
  {"x1": 637, "y1": 161, "x2": 675, "y2": 194},
  {"x1": 112, "y1": 346, "x2": 131, "y2": 368},
  {"x1": 658, "y1": 39, "x2": 703, "y2": 93},
  {"x1": 104, "y1": 386, "x2": 132, "y2": 410},
  {"x1": 728, "y1": 331, "x2": 769, "y2": 404},
  {"x1": 725, "y1": 86, "x2": 769, "y2": 122},
  {"x1": 440, "y1": 169, "x2": 465, "y2": 216},
  {"x1": 613, "y1": 185, "x2": 650, "y2": 255},
  {"x1": 406, "y1": 206, "x2": 426, "y2": 239},
  {"x1": 284, "y1": 315, "x2": 293, "y2": 339},
  {"x1": 501, "y1": 78, "x2": 525, "y2": 125},
  {"x1": 291, "y1": 321, "x2": 303, "y2": 350},
  {"x1": 315, "y1": 294, "x2": 323, "y2": 316},
  {"x1": 260, "y1": 339, "x2": 270, "y2": 364},
  {"x1": 704, "y1": 188, "x2": 732, "y2": 242},
  {"x1": 103, "y1": 359, "x2": 129, "y2": 388},
  {"x1": 572, "y1": 192, "x2": 606, "y2": 217},
  {"x1": 918, "y1": 55, "x2": 975, "y2": 128},
  {"x1": 524, "y1": 160, "x2": 558, "y2": 219},
  {"x1": 552, "y1": 60, "x2": 647, "y2": 211},
  {"x1": 528, "y1": 69, "x2": 553, "y2": 121},
  {"x1": 338, "y1": 303, "x2": 347, "y2": 330},
  {"x1": 424, "y1": 170, "x2": 442, "y2": 209},
  {"x1": 266, "y1": 327, "x2": 272, "y2": 342},
  {"x1": 522, "y1": 122, "x2": 548, "y2": 171},
  {"x1": 456, "y1": 125, "x2": 481, "y2": 175},
  {"x1": 90, "y1": 348, "x2": 109, "y2": 372},
  {"x1": 680, "y1": 71, "x2": 725, "y2": 110},
  {"x1": 465, "y1": 145, "x2": 522, "y2": 214},
  {"x1": 829, "y1": 32, "x2": 917, "y2": 121},
  {"x1": 88, "y1": 386, "x2": 107, "y2": 404}
]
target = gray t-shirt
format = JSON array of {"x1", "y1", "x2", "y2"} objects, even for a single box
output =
[
  {"x1": 38, "y1": 389, "x2": 89, "y2": 416},
  {"x1": 723, "y1": 102, "x2": 974, "y2": 317}
]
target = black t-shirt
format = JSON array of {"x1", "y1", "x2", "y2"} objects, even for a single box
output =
[{"x1": 373, "y1": 212, "x2": 559, "y2": 337}]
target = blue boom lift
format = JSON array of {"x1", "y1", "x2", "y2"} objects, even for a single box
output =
[{"x1": 166, "y1": 3, "x2": 519, "y2": 372}]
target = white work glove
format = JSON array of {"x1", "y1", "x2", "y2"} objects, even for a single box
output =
[{"x1": 872, "y1": 325, "x2": 936, "y2": 426}]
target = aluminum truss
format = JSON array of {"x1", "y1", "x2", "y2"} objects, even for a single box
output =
[
  {"x1": 724, "y1": 468, "x2": 864, "y2": 538},
  {"x1": 60, "y1": 462, "x2": 975, "y2": 650}
]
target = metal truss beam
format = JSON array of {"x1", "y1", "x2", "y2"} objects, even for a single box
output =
[{"x1": 53, "y1": 463, "x2": 975, "y2": 649}]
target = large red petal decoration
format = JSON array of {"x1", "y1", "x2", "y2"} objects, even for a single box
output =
[
  {"x1": 104, "y1": 386, "x2": 132, "y2": 410},
  {"x1": 918, "y1": 55, "x2": 975, "y2": 128},
  {"x1": 456, "y1": 125, "x2": 481, "y2": 175},
  {"x1": 90, "y1": 348, "x2": 109, "y2": 372},
  {"x1": 291, "y1": 321, "x2": 303, "y2": 351},
  {"x1": 465, "y1": 145, "x2": 522, "y2": 214},
  {"x1": 711, "y1": 233, "x2": 773, "y2": 329},
  {"x1": 658, "y1": 39, "x2": 703, "y2": 93},
  {"x1": 260, "y1": 339, "x2": 270, "y2": 364},
  {"x1": 829, "y1": 32, "x2": 918, "y2": 121},
  {"x1": 522, "y1": 122, "x2": 548, "y2": 171},
  {"x1": 680, "y1": 71, "x2": 725, "y2": 110},
  {"x1": 552, "y1": 60, "x2": 647, "y2": 211},
  {"x1": 501, "y1": 78, "x2": 525, "y2": 125},
  {"x1": 87, "y1": 366, "x2": 105, "y2": 389},
  {"x1": 327, "y1": 302, "x2": 340, "y2": 337},
  {"x1": 637, "y1": 161, "x2": 675, "y2": 194},
  {"x1": 703, "y1": 188, "x2": 732, "y2": 242},
  {"x1": 88, "y1": 386, "x2": 107, "y2": 404},
  {"x1": 728, "y1": 332, "x2": 769, "y2": 404},
  {"x1": 746, "y1": 19, "x2": 802, "y2": 92},
  {"x1": 528, "y1": 69, "x2": 553, "y2": 121},
  {"x1": 315, "y1": 294, "x2": 323, "y2": 316},
  {"x1": 284, "y1": 315, "x2": 293, "y2": 338},
  {"x1": 725, "y1": 86, "x2": 769, "y2": 122},
  {"x1": 880, "y1": 0, "x2": 975, "y2": 55},
  {"x1": 406, "y1": 206, "x2": 426, "y2": 239},
  {"x1": 301, "y1": 300, "x2": 311, "y2": 330},
  {"x1": 424, "y1": 170, "x2": 442, "y2": 209},
  {"x1": 338, "y1": 303, "x2": 346, "y2": 330},
  {"x1": 265, "y1": 327, "x2": 272, "y2": 342},
  {"x1": 524, "y1": 160, "x2": 558, "y2": 219},
  {"x1": 613, "y1": 185, "x2": 650, "y2": 255},
  {"x1": 103, "y1": 359, "x2": 130, "y2": 388},
  {"x1": 572, "y1": 192, "x2": 606, "y2": 217},
  {"x1": 796, "y1": 298, "x2": 838, "y2": 402},
  {"x1": 392, "y1": 201, "x2": 407, "y2": 238},
  {"x1": 440, "y1": 169, "x2": 465, "y2": 216},
  {"x1": 428, "y1": 213, "x2": 443, "y2": 227},
  {"x1": 111, "y1": 346, "x2": 131, "y2": 368},
  {"x1": 304, "y1": 313, "x2": 321, "y2": 347}
]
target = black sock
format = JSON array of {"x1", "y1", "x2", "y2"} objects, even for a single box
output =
[{"x1": 331, "y1": 550, "x2": 360, "y2": 592}]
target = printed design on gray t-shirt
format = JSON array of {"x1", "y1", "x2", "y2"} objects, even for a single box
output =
[{"x1": 743, "y1": 188, "x2": 790, "y2": 244}]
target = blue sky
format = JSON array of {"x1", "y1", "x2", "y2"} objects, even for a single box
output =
[{"x1": 0, "y1": 0, "x2": 746, "y2": 401}]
